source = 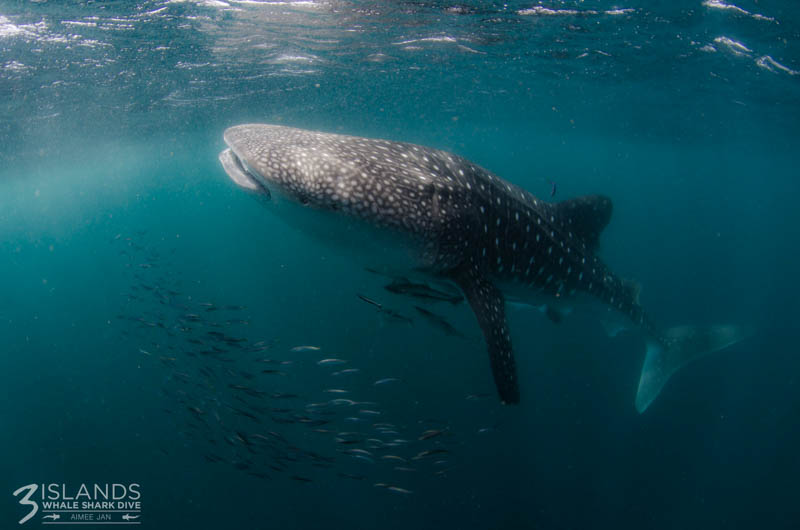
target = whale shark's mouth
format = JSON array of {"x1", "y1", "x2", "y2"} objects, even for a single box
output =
[{"x1": 218, "y1": 148, "x2": 271, "y2": 199}]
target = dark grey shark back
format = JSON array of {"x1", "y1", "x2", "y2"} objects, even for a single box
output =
[
  {"x1": 221, "y1": 124, "x2": 750, "y2": 412},
  {"x1": 230, "y1": 124, "x2": 651, "y2": 317}
]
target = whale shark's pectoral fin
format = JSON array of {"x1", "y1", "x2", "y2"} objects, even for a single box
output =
[{"x1": 452, "y1": 267, "x2": 520, "y2": 404}]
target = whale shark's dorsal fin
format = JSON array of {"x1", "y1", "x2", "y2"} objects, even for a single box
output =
[
  {"x1": 452, "y1": 266, "x2": 520, "y2": 404},
  {"x1": 555, "y1": 194, "x2": 613, "y2": 252}
]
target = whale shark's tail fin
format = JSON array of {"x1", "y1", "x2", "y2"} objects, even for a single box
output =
[{"x1": 635, "y1": 325, "x2": 752, "y2": 413}]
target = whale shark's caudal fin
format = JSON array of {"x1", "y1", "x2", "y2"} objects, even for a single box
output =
[
  {"x1": 635, "y1": 325, "x2": 752, "y2": 413},
  {"x1": 453, "y1": 267, "x2": 520, "y2": 404}
]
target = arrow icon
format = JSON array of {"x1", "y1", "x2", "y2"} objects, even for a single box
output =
[
  {"x1": 122, "y1": 514, "x2": 140, "y2": 521},
  {"x1": 43, "y1": 514, "x2": 60, "y2": 521}
]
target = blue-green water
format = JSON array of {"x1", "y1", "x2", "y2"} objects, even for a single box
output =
[{"x1": 1, "y1": 1, "x2": 798, "y2": 529}]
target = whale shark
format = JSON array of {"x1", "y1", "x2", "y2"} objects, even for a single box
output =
[{"x1": 219, "y1": 124, "x2": 748, "y2": 412}]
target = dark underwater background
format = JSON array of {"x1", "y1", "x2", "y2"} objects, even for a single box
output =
[{"x1": 1, "y1": 1, "x2": 799, "y2": 529}]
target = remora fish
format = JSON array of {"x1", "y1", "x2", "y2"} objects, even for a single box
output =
[
  {"x1": 413, "y1": 306, "x2": 464, "y2": 338},
  {"x1": 384, "y1": 277, "x2": 464, "y2": 304},
  {"x1": 219, "y1": 124, "x2": 750, "y2": 412}
]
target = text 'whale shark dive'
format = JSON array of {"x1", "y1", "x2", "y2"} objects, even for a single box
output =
[{"x1": 219, "y1": 124, "x2": 748, "y2": 412}]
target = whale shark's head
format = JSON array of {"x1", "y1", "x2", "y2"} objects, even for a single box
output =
[
  {"x1": 220, "y1": 122, "x2": 483, "y2": 273},
  {"x1": 221, "y1": 123, "x2": 370, "y2": 212},
  {"x1": 219, "y1": 123, "x2": 467, "y2": 239},
  {"x1": 219, "y1": 123, "x2": 459, "y2": 268}
]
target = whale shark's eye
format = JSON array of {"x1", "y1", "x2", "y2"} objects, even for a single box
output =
[{"x1": 300, "y1": 197, "x2": 310, "y2": 205}]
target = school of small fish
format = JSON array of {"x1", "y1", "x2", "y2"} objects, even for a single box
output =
[{"x1": 112, "y1": 231, "x2": 500, "y2": 496}]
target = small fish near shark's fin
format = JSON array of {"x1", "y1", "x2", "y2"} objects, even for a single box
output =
[
  {"x1": 555, "y1": 194, "x2": 612, "y2": 252},
  {"x1": 635, "y1": 324, "x2": 752, "y2": 413},
  {"x1": 452, "y1": 267, "x2": 520, "y2": 404}
]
